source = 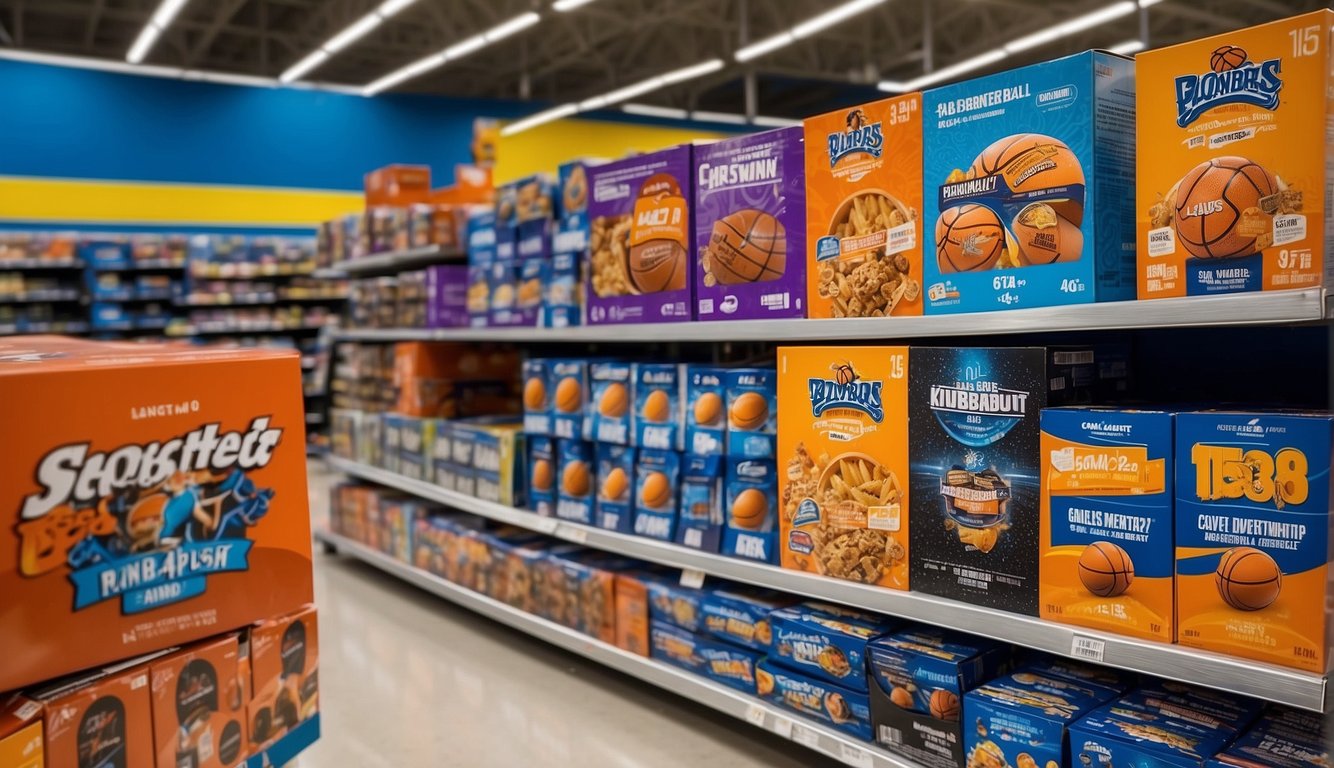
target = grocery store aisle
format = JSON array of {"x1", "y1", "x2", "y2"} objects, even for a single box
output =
[{"x1": 300, "y1": 462, "x2": 839, "y2": 767}]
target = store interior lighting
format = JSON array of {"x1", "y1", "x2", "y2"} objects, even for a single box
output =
[
  {"x1": 126, "y1": 0, "x2": 192, "y2": 63},
  {"x1": 361, "y1": 12, "x2": 542, "y2": 96}
]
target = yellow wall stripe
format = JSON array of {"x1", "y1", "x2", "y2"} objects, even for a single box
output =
[{"x1": 0, "y1": 176, "x2": 362, "y2": 228}]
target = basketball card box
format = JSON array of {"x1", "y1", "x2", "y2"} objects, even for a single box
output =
[
  {"x1": 693, "y1": 126, "x2": 807, "y2": 320},
  {"x1": 1137, "y1": 10, "x2": 1334, "y2": 297},
  {"x1": 922, "y1": 51, "x2": 1137, "y2": 313},
  {"x1": 585, "y1": 145, "x2": 695, "y2": 324},
  {"x1": 0, "y1": 336, "x2": 314, "y2": 692}
]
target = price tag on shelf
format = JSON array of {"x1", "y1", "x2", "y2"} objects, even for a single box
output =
[
  {"x1": 744, "y1": 703, "x2": 767, "y2": 728},
  {"x1": 557, "y1": 524, "x2": 588, "y2": 544},
  {"x1": 770, "y1": 716, "x2": 793, "y2": 739},
  {"x1": 839, "y1": 743, "x2": 874, "y2": 768},
  {"x1": 679, "y1": 568, "x2": 706, "y2": 589},
  {"x1": 1071, "y1": 635, "x2": 1106, "y2": 662},
  {"x1": 534, "y1": 517, "x2": 559, "y2": 534},
  {"x1": 792, "y1": 724, "x2": 821, "y2": 750}
]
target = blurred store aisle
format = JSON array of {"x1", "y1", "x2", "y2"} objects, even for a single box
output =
[{"x1": 300, "y1": 462, "x2": 839, "y2": 768}]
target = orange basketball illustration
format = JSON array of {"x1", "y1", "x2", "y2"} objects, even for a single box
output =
[
  {"x1": 640, "y1": 471, "x2": 671, "y2": 509},
  {"x1": 708, "y1": 208, "x2": 786, "y2": 284},
  {"x1": 555, "y1": 377, "x2": 582, "y2": 413},
  {"x1": 523, "y1": 377, "x2": 546, "y2": 410},
  {"x1": 936, "y1": 205, "x2": 1006, "y2": 273},
  {"x1": 642, "y1": 389, "x2": 669, "y2": 422},
  {"x1": 1215, "y1": 546, "x2": 1282, "y2": 611},
  {"x1": 598, "y1": 382, "x2": 628, "y2": 417},
  {"x1": 890, "y1": 686, "x2": 913, "y2": 709},
  {"x1": 531, "y1": 459, "x2": 554, "y2": 492},
  {"x1": 628, "y1": 240, "x2": 688, "y2": 293},
  {"x1": 729, "y1": 391, "x2": 769, "y2": 431},
  {"x1": 730, "y1": 488, "x2": 768, "y2": 530},
  {"x1": 1078, "y1": 541, "x2": 1135, "y2": 597},
  {"x1": 929, "y1": 689, "x2": 960, "y2": 721},
  {"x1": 832, "y1": 363, "x2": 856, "y2": 386},
  {"x1": 969, "y1": 133, "x2": 1086, "y2": 225},
  {"x1": 1210, "y1": 45, "x2": 1247, "y2": 72},
  {"x1": 1173, "y1": 156, "x2": 1278, "y2": 260},
  {"x1": 693, "y1": 391, "x2": 722, "y2": 425},
  {"x1": 562, "y1": 460, "x2": 590, "y2": 497},
  {"x1": 1010, "y1": 204, "x2": 1083, "y2": 266}
]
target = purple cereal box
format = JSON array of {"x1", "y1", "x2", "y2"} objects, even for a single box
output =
[
  {"x1": 426, "y1": 265, "x2": 469, "y2": 328},
  {"x1": 694, "y1": 127, "x2": 806, "y2": 320},
  {"x1": 586, "y1": 145, "x2": 694, "y2": 324}
]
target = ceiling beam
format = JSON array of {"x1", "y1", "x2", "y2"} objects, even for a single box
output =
[{"x1": 187, "y1": 0, "x2": 250, "y2": 67}]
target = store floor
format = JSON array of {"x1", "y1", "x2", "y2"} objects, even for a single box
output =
[{"x1": 300, "y1": 461, "x2": 840, "y2": 767}]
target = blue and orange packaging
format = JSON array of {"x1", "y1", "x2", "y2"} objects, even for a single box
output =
[
  {"x1": 487, "y1": 260, "x2": 521, "y2": 326},
  {"x1": 1175, "y1": 411, "x2": 1333, "y2": 672},
  {"x1": 724, "y1": 368, "x2": 776, "y2": 458},
  {"x1": 516, "y1": 258, "x2": 545, "y2": 325},
  {"x1": 471, "y1": 423, "x2": 524, "y2": 507},
  {"x1": 548, "y1": 358, "x2": 590, "y2": 440},
  {"x1": 556, "y1": 160, "x2": 593, "y2": 235},
  {"x1": 541, "y1": 249, "x2": 582, "y2": 328},
  {"x1": 512, "y1": 173, "x2": 557, "y2": 224},
  {"x1": 594, "y1": 442, "x2": 636, "y2": 533},
  {"x1": 527, "y1": 436, "x2": 556, "y2": 517},
  {"x1": 0, "y1": 694, "x2": 42, "y2": 768},
  {"x1": 517, "y1": 219, "x2": 551, "y2": 262},
  {"x1": 1120, "y1": 681, "x2": 1261, "y2": 733},
  {"x1": 922, "y1": 51, "x2": 1137, "y2": 313},
  {"x1": 399, "y1": 417, "x2": 435, "y2": 482},
  {"x1": 1019, "y1": 654, "x2": 1137, "y2": 693},
  {"x1": 757, "y1": 660, "x2": 873, "y2": 741},
  {"x1": 554, "y1": 438, "x2": 594, "y2": 524},
  {"x1": 495, "y1": 225, "x2": 517, "y2": 262},
  {"x1": 35, "y1": 657, "x2": 156, "y2": 768},
  {"x1": 248, "y1": 604, "x2": 318, "y2": 750},
  {"x1": 721, "y1": 456, "x2": 778, "y2": 563},
  {"x1": 685, "y1": 365, "x2": 728, "y2": 456},
  {"x1": 1040, "y1": 408, "x2": 1175, "y2": 642},
  {"x1": 678, "y1": 453, "x2": 724, "y2": 552},
  {"x1": 645, "y1": 577, "x2": 711, "y2": 632},
  {"x1": 466, "y1": 209, "x2": 497, "y2": 255},
  {"x1": 633, "y1": 363, "x2": 685, "y2": 451},
  {"x1": 1208, "y1": 706, "x2": 1330, "y2": 768},
  {"x1": 0, "y1": 337, "x2": 314, "y2": 692},
  {"x1": 633, "y1": 448, "x2": 680, "y2": 541},
  {"x1": 868, "y1": 626, "x2": 1010, "y2": 717},
  {"x1": 589, "y1": 361, "x2": 634, "y2": 445},
  {"x1": 382, "y1": 413, "x2": 404, "y2": 474},
  {"x1": 431, "y1": 421, "x2": 456, "y2": 488},
  {"x1": 769, "y1": 602, "x2": 898, "y2": 692},
  {"x1": 149, "y1": 633, "x2": 247, "y2": 768},
  {"x1": 700, "y1": 587, "x2": 795, "y2": 652},
  {"x1": 963, "y1": 669, "x2": 1123, "y2": 768},
  {"x1": 466, "y1": 262, "x2": 490, "y2": 327},
  {"x1": 522, "y1": 358, "x2": 551, "y2": 435},
  {"x1": 454, "y1": 466, "x2": 477, "y2": 497},
  {"x1": 650, "y1": 620, "x2": 761, "y2": 695},
  {"x1": 1070, "y1": 701, "x2": 1233, "y2": 768}
]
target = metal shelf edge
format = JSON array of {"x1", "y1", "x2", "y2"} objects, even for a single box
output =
[
  {"x1": 325, "y1": 457, "x2": 1328, "y2": 712},
  {"x1": 316, "y1": 530, "x2": 917, "y2": 768},
  {"x1": 321, "y1": 245, "x2": 465, "y2": 276}
]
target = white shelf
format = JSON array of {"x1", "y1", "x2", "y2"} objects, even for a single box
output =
[
  {"x1": 331, "y1": 288, "x2": 1328, "y2": 343},
  {"x1": 313, "y1": 244, "x2": 464, "y2": 278},
  {"x1": 325, "y1": 456, "x2": 1329, "y2": 712},
  {"x1": 316, "y1": 529, "x2": 919, "y2": 768}
]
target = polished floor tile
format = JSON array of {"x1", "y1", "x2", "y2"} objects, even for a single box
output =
[{"x1": 300, "y1": 463, "x2": 840, "y2": 767}]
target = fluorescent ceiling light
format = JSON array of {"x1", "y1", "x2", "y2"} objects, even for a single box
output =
[
  {"x1": 661, "y1": 59, "x2": 725, "y2": 84},
  {"x1": 1107, "y1": 39, "x2": 1146, "y2": 55},
  {"x1": 880, "y1": 48, "x2": 1005, "y2": 91},
  {"x1": 279, "y1": 0, "x2": 420, "y2": 83},
  {"x1": 361, "y1": 11, "x2": 540, "y2": 95},
  {"x1": 622, "y1": 103, "x2": 690, "y2": 119},
  {"x1": 501, "y1": 104, "x2": 580, "y2": 136},
  {"x1": 127, "y1": 0, "x2": 192, "y2": 63},
  {"x1": 553, "y1": 0, "x2": 599, "y2": 10},
  {"x1": 735, "y1": 0, "x2": 886, "y2": 63}
]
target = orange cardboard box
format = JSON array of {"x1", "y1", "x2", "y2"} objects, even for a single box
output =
[
  {"x1": 392, "y1": 342, "x2": 519, "y2": 417},
  {"x1": 150, "y1": 634, "x2": 248, "y2": 768},
  {"x1": 1137, "y1": 10, "x2": 1333, "y2": 298},
  {"x1": 0, "y1": 695, "x2": 43, "y2": 768},
  {"x1": 0, "y1": 336, "x2": 314, "y2": 692},
  {"x1": 613, "y1": 571, "x2": 651, "y2": 657},
  {"x1": 248, "y1": 605, "x2": 318, "y2": 750},
  {"x1": 36, "y1": 659, "x2": 155, "y2": 768},
  {"x1": 365, "y1": 164, "x2": 431, "y2": 207},
  {"x1": 776, "y1": 346, "x2": 910, "y2": 588},
  {"x1": 803, "y1": 95, "x2": 924, "y2": 317}
]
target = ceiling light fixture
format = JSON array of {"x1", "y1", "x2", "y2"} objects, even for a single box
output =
[
  {"x1": 1107, "y1": 39, "x2": 1147, "y2": 55},
  {"x1": 361, "y1": 11, "x2": 541, "y2": 95},
  {"x1": 126, "y1": 0, "x2": 192, "y2": 63},
  {"x1": 735, "y1": 0, "x2": 887, "y2": 63},
  {"x1": 280, "y1": 0, "x2": 423, "y2": 83},
  {"x1": 552, "y1": 0, "x2": 600, "y2": 11},
  {"x1": 3, "y1": 48, "x2": 362, "y2": 93},
  {"x1": 879, "y1": 0, "x2": 1155, "y2": 92}
]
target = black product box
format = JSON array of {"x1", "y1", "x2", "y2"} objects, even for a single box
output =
[
  {"x1": 869, "y1": 684, "x2": 964, "y2": 768},
  {"x1": 908, "y1": 347, "x2": 1047, "y2": 616}
]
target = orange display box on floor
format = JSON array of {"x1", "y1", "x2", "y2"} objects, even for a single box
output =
[
  {"x1": 0, "y1": 695, "x2": 43, "y2": 768},
  {"x1": 150, "y1": 634, "x2": 248, "y2": 768},
  {"x1": 249, "y1": 605, "x2": 318, "y2": 751},
  {"x1": 35, "y1": 658, "x2": 156, "y2": 768},
  {"x1": 0, "y1": 336, "x2": 315, "y2": 692}
]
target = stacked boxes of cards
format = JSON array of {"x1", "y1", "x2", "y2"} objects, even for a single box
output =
[
  {"x1": 466, "y1": 210, "x2": 496, "y2": 327},
  {"x1": 545, "y1": 160, "x2": 596, "y2": 327},
  {"x1": 758, "y1": 602, "x2": 898, "y2": 740},
  {"x1": 646, "y1": 577, "x2": 767, "y2": 696},
  {"x1": 427, "y1": 417, "x2": 525, "y2": 505},
  {"x1": 491, "y1": 174, "x2": 555, "y2": 327}
]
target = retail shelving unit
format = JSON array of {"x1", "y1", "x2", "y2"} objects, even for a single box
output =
[
  {"x1": 322, "y1": 456, "x2": 1327, "y2": 713},
  {"x1": 316, "y1": 529, "x2": 916, "y2": 768},
  {"x1": 313, "y1": 244, "x2": 466, "y2": 278}
]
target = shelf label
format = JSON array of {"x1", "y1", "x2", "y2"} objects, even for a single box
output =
[
  {"x1": 533, "y1": 517, "x2": 559, "y2": 534},
  {"x1": 792, "y1": 724, "x2": 821, "y2": 750},
  {"x1": 744, "y1": 703, "x2": 766, "y2": 727},
  {"x1": 839, "y1": 743, "x2": 873, "y2": 768},
  {"x1": 770, "y1": 716, "x2": 793, "y2": 739},
  {"x1": 679, "y1": 568, "x2": 706, "y2": 589},
  {"x1": 1071, "y1": 635, "x2": 1106, "y2": 662},
  {"x1": 556, "y1": 524, "x2": 588, "y2": 544}
]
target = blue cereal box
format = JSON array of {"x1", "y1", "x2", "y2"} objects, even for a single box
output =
[
  {"x1": 527, "y1": 435, "x2": 556, "y2": 517},
  {"x1": 1040, "y1": 408, "x2": 1175, "y2": 642},
  {"x1": 522, "y1": 358, "x2": 551, "y2": 435},
  {"x1": 646, "y1": 578, "x2": 710, "y2": 632},
  {"x1": 757, "y1": 660, "x2": 873, "y2": 741},
  {"x1": 589, "y1": 361, "x2": 634, "y2": 445},
  {"x1": 1175, "y1": 411, "x2": 1333, "y2": 672},
  {"x1": 963, "y1": 669, "x2": 1122, "y2": 768},
  {"x1": 472, "y1": 424, "x2": 524, "y2": 507},
  {"x1": 721, "y1": 457, "x2": 778, "y2": 563},
  {"x1": 922, "y1": 51, "x2": 1137, "y2": 313},
  {"x1": 487, "y1": 260, "x2": 520, "y2": 326},
  {"x1": 1070, "y1": 697, "x2": 1236, "y2": 768},
  {"x1": 650, "y1": 620, "x2": 761, "y2": 695},
  {"x1": 548, "y1": 358, "x2": 590, "y2": 440},
  {"x1": 542, "y1": 249, "x2": 581, "y2": 328},
  {"x1": 495, "y1": 224, "x2": 517, "y2": 262},
  {"x1": 467, "y1": 210, "x2": 496, "y2": 255},
  {"x1": 382, "y1": 413, "x2": 404, "y2": 474},
  {"x1": 678, "y1": 453, "x2": 725, "y2": 552},
  {"x1": 454, "y1": 466, "x2": 476, "y2": 497},
  {"x1": 431, "y1": 419, "x2": 454, "y2": 487},
  {"x1": 399, "y1": 417, "x2": 435, "y2": 482},
  {"x1": 595, "y1": 442, "x2": 636, "y2": 533},
  {"x1": 1120, "y1": 681, "x2": 1261, "y2": 732},
  {"x1": 517, "y1": 218, "x2": 551, "y2": 261},
  {"x1": 466, "y1": 263, "x2": 490, "y2": 327},
  {"x1": 724, "y1": 368, "x2": 776, "y2": 458},
  {"x1": 555, "y1": 438, "x2": 594, "y2": 524},
  {"x1": 769, "y1": 602, "x2": 898, "y2": 692},
  {"x1": 685, "y1": 365, "x2": 727, "y2": 456},
  {"x1": 633, "y1": 363, "x2": 685, "y2": 451},
  {"x1": 516, "y1": 257, "x2": 546, "y2": 325},
  {"x1": 867, "y1": 626, "x2": 1010, "y2": 717},
  {"x1": 556, "y1": 160, "x2": 593, "y2": 237},
  {"x1": 633, "y1": 448, "x2": 680, "y2": 541},
  {"x1": 1208, "y1": 707, "x2": 1329, "y2": 768},
  {"x1": 700, "y1": 587, "x2": 795, "y2": 652},
  {"x1": 1019, "y1": 655, "x2": 1135, "y2": 694}
]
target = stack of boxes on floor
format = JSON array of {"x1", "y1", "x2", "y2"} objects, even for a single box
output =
[{"x1": 0, "y1": 336, "x2": 319, "y2": 767}]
